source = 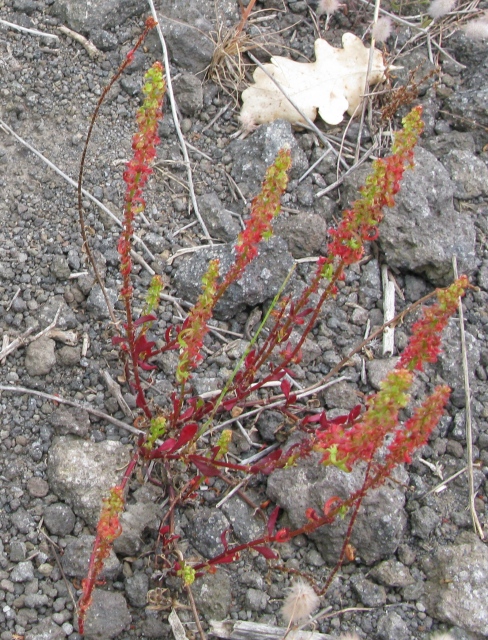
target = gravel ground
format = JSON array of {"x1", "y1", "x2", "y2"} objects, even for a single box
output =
[{"x1": 0, "y1": 0, "x2": 488, "y2": 639}]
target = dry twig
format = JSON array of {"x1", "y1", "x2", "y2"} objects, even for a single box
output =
[
  {"x1": 452, "y1": 256, "x2": 484, "y2": 539},
  {"x1": 146, "y1": 0, "x2": 212, "y2": 242}
]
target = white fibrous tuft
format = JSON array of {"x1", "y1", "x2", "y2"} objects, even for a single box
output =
[
  {"x1": 238, "y1": 111, "x2": 258, "y2": 134},
  {"x1": 428, "y1": 0, "x2": 456, "y2": 19},
  {"x1": 338, "y1": 634, "x2": 361, "y2": 640},
  {"x1": 372, "y1": 16, "x2": 393, "y2": 43},
  {"x1": 281, "y1": 581, "x2": 320, "y2": 625},
  {"x1": 462, "y1": 15, "x2": 488, "y2": 40},
  {"x1": 430, "y1": 634, "x2": 455, "y2": 640},
  {"x1": 317, "y1": 0, "x2": 341, "y2": 17}
]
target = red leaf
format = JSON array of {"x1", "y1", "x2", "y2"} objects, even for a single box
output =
[
  {"x1": 348, "y1": 404, "x2": 362, "y2": 424},
  {"x1": 280, "y1": 378, "x2": 291, "y2": 400},
  {"x1": 190, "y1": 456, "x2": 221, "y2": 477},
  {"x1": 112, "y1": 336, "x2": 127, "y2": 346},
  {"x1": 135, "y1": 389, "x2": 146, "y2": 409},
  {"x1": 250, "y1": 449, "x2": 282, "y2": 475},
  {"x1": 179, "y1": 405, "x2": 195, "y2": 422},
  {"x1": 244, "y1": 349, "x2": 256, "y2": 368},
  {"x1": 323, "y1": 496, "x2": 342, "y2": 516},
  {"x1": 211, "y1": 553, "x2": 238, "y2": 565},
  {"x1": 254, "y1": 546, "x2": 278, "y2": 560},
  {"x1": 152, "y1": 438, "x2": 177, "y2": 457},
  {"x1": 223, "y1": 398, "x2": 238, "y2": 412},
  {"x1": 267, "y1": 505, "x2": 280, "y2": 537},
  {"x1": 133, "y1": 314, "x2": 157, "y2": 328},
  {"x1": 221, "y1": 529, "x2": 230, "y2": 552},
  {"x1": 138, "y1": 361, "x2": 157, "y2": 371},
  {"x1": 170, "y1": 423, "x2": 198, "y2": 452}
]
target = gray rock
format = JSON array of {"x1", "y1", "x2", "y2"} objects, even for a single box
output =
[
  {"x1": 43, "y1": 503, "x2": 76, "y2": 536},
  {"x1": 221, "y1": 494, "x2": 264, "y2": 544},
  {"x1": 285, "y1": 330, "x2": 322, "y2": 366},
  {"x1": 77, "y1": 251, "x2": 107, "y2": 296},
  {"x1": 113, "y1": 501, "x2": 161, "y2": 556},
  {"x1": 350, "y1": 574, "x2": 387, "y2": 607},
  {"x1": 27, "y1": 477, "x2": 49, "y2": 498},
  {"x1": 57, "y1": 345, "x2": 81, "y2": 366},
  {"x1": 89, "y1": 28, "x2": 118, "y2": 51},
  {"x1": 61, "y1": 535, "x2": 120, "y2": 580},
  {"x1": 343, "y1": 147, "x2": 477, "y2": 285},
  {"x1": 197, "y1": 192, "x2": 241, "y2": 242},
  {"x1": 174, "y1": 237, "x2": 294, "y2": 320},
  {"x1": 125, "y1": 572, "x2": 149, "y2": 608},
  {"x1": 369, "y1": 559, "x2": 414, "y2": 587},
  {"x1": 145, "y1": 0, "x2": 238, "y2": 74},
  {"x1": 24, "y1": 593, "x2": 49, "y2": 608},
  {"x1": 25, "y1": 619, "x2": 67, "y2": 640},
  {"x1": 11, "y1": 508, "x2": 35, "y2": 534},
  {"x1": 51, "y1": 0, "x2": 145, "y2": 34},
  {"x1": 191, "y1": 570, "x2": 232, "y2": 620},
  {"x1": 25, "y1": 338, "x2": 56, "y2": 376},
  {"x1": 38, "y1": 296, "x2": 78, "y2": 330},
  {"x1": 120, "y1": 75, "x2": 141, "y2": 97},
  {"x1": 10, "y1": 560, "x2": 35, "y2": 583},
  {"x1": 140, "y1": 615, "x2": 170, "y2": 638},
  {"x1": 359, "y1": 258, "x2": 382, "y2": 308},
  {"x1": 423, "y1": 536, "x2": 488, "y2": 635},
  {"x1": 366, "y1": 357, "x2": 399, "y2": 391},
  {"x1": 245, "y1": 587, "x2": 268, "y2": 611},
  {"x1": 50, "y1": 405, "x2": 91, "y2": 437},
  {"x1": 438, "y1": 319, "x2": 480, "y2": 390},
  {"x1": 86, "y1": 286, "x2": 118, "y2": 320},
  {"x1": 47, "y1": 437, "x2": 131, "y2": 527},
  {"x1": 410, "y1": 505, "x2": 441, "y2": 539},
  {"x1": 81, "y1": 589, "x2": 131, "y2": 639},
  {"x1": 274, "y1": 213, "x2": 327, "y2": 258},
  {"x1": 9, "y1": 541, "x2": 26, "y2": 562},
  {"x1": 185, "y1": 506, "x2": 230, "y2": 558},
  {"x1": 267, "y1": 452, "x2": 407, "y2": 565},
  {"x1": 50, "y1": 256, "x2": 71, "y2": 280},
  {"x1": 230, "y1": 120, "x2": 308, "y2": 193},
  {"x1": 321, "y1": 380, "x2": 359, "y2": 411},
  {"x1": 174, "y1": 73, "x2": 203, "y2": 115},
  {"x1": 257, "y1": 410, "x2": 283, "y2": 442},
  {"x1": 446, "y1": 58, "x2": 488, "y2": 144},
  {"x1": 422, "y1": 132, "x2": 476, "y2": 159},
  {"x1": 441, "y1": 149, "x2": 488, "y2": 199},
  {"x1": 13, "y1": 0, "x2": 38, "y2": 15},
  {"x1": 478, "y1": 259, "x2": 488, "y2": 291},
  {"x1": 376, "y1": 611, "x2": 410, "y2": 640}
]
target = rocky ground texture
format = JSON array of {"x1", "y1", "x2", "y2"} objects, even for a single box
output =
[{"x1": 0, "y1": 0, "x2": 488, "y2": 638}]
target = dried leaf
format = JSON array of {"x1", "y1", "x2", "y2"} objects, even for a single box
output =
[{"x1": 240, "y1": 34, "x2": 386, "y2": 127}]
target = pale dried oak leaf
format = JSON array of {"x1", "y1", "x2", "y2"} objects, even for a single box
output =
[{"x1": 240, "y1": 34, "x2": 386, "y2": 127}]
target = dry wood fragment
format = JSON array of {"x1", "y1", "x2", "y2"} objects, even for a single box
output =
[{"x1": 209, "y1": 620, "x2": 333, "y2": 639}]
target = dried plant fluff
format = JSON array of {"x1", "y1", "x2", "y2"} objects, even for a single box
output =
[
  {"x1": 338, "y1": 634, "x2": 361, "y2": 640},
  {"x1": 372, "y1": 16, "x2": 393, "y2": 43},
  {"x1": 462, "y1": 15, "x2": 488, "y2": 40},
  {"x1": 430, "y1": 634, "x2": 454, "y2": 640},
  {"x1": 281, "y1": 580, "x2": 320, "y2": 624},
  {"x1": 317, "y1": 0, "x2": 341, "y2": 17},
  {"x1": 238, "y1": 111, "x2": 258, "y2": 134},
  {"x1": 428, "y1": 0, "x2": 456, "y2": 19}
]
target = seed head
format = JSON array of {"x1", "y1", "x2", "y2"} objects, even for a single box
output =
[
  {"x1": 317, "y1": 0, "x2": 341, "y2": 17},
  {"x1": 428, "y1": 0, "x2": 456, "y2": 19},
  {"x1": 462, "y1": 15, "x2": 488, "y2": 40},
  {"x1": 372, "y1": 16, "x2": 393, "y2": 43},
  {"x1": 281, "y1": 580, "x2": 320, "y2": 625}
]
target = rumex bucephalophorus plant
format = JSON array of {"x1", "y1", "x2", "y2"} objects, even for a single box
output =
[{"x1": 76, "y1": 19, "x2": 470, "y2": 634}]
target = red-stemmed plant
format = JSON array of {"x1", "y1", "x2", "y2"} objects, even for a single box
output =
[{"x1": 76, "y1": 24, "x2": 471, "y2": 634}]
